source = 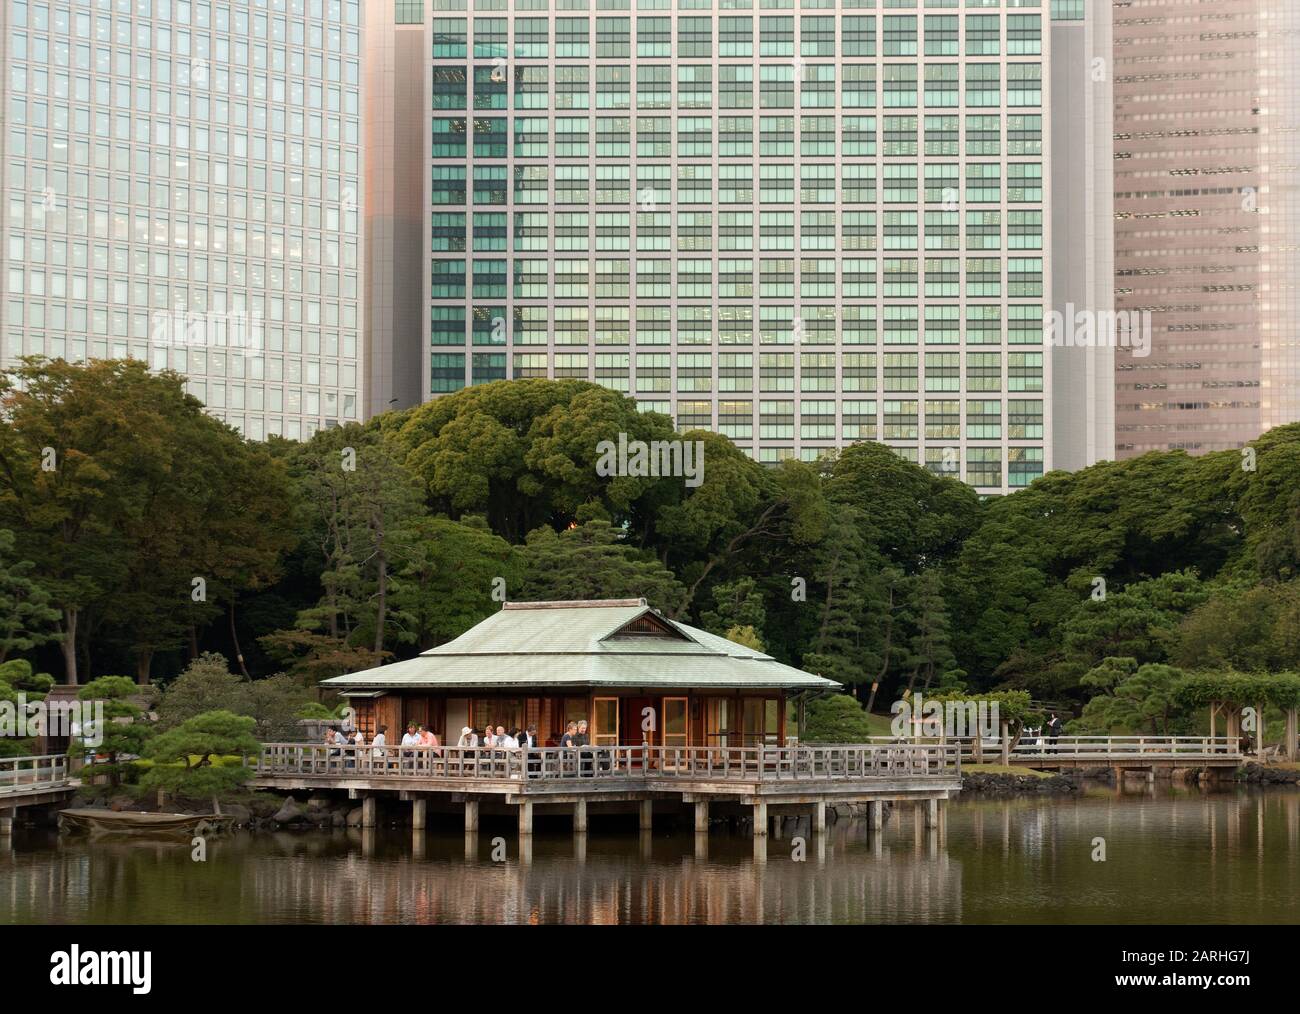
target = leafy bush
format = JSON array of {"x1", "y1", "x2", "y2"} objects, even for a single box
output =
[{"x1": 803, "y1": 694, "x2": 875, "y2": 743}]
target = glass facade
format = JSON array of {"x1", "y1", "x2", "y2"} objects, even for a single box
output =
[
  {"x1": 423, "y1": 0, "x2": 1049, "y2": 493},
  {"x1": 1, "y1": 0, "x2": 364, "y2": 441}
]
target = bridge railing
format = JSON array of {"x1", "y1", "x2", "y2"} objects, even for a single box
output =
[
  {"x1": 947, "y1": 735, "x2": 1240, "y2": 761},
  {"x1": 255, "y1": 742, "x2": 960, "y2": 783},
  {"x1": 0, "y1": 754, "x2": 70, "y2": 795}
]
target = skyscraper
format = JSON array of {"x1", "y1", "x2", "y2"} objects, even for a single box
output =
[
  {"x1": 0, "y1": 0, "x2": 364, "y2": 441},
  {"x1": 1112, "y1": 0, "x2": 1300, "y2": 456},
  {"x1": 389, "y1": 0, "x2": 1054, "y2": 494},
  {"x1": 1048, "y1": 0, "x2": 1113, "y2": 472}
]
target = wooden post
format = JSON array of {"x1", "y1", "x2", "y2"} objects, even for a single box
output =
[
  {"x1": 518, "y1": 801, "x2": 533, "y2": 836},
  {"x1": 0, "y1": 813, "x2": 12, "y2": 836},
  {"x1": 1257, "y1": 701, "x2": 1266, "y2": 760},
  {"x1": 639, "y1": 798, "x2": 653, "y2": 831},
  {"x1": 924, "y1": 798, "x2": 938, "y2": 829},
  {"x1": 1287, "y1": 708, "x2": 1298, "y2": 762},
  {"x1": 1000, "y1": 721, "x2": 1010, "y2": 765},
  {"x1": 361, "y1": 796, "x2": 376, "y2": 829},
  {"x1": 464, "y1": 800, "x2": 479, "y2": 832},
  {"x1": 752, "y1": 801, "x2": 768, "y2": 837},
  {"x1": 573, "y1": 799, "x2": 588, "y2": 833},
  {"x1": 411, "y1": 797, "x2": 426, "y2": 830},
  {"x1": 694, "y1": 800, "x2": 709, "y2": 833},
  {"x1": 868, "y1": 799, "x2": 883, "y2": 830},
  {"x1": 813, "y1": 800, "x2": 826, "y2": 833}
]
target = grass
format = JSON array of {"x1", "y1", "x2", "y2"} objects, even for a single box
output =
[{"x1": 962, "y1": 763, "x2": 1054, "y2": 778}]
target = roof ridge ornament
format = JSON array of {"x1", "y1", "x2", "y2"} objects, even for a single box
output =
[{"x1": 502, "y1": 598, "x2": 648, "y2": 610}]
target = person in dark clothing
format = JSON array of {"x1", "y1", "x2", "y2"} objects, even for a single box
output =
[
  {"x1": 1046, "y1": 713, "x2": 1062, "y2": 751},
  {"x1": 574, "y1": 719, "x2": 594, "y2": 776},
  {"x1": 560, "y1": 721, "x2": 579, "y2": 776}
]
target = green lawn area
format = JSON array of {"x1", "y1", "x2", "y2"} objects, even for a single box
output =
[
  {"x1": 865, "y1": 711, "x2": 895, "y2": 737},
  {"x1": 962, "y1": 763, "x2": 1054, "y2": 778}
]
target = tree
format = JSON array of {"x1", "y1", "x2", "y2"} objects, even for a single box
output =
[
  {"x1": 0, "y1": 528, "x2": 60, "y2": 662},
  {"x1": 699, "y1": 577, "x2": 767, "y2": 640},
  {"x1": 389, "y1": 514, "x2": 520, "y2": 651},
  {"x1": 802, "y1": 694, "x2": 875, "y2": 743},
  {"x1": 518, "y1": 520, "x2": 685, "y2": 609},
  {"x1": 1076, "y1": 658, "x2": 1185, "y2": 735},
  {"x1": 287, "y1": 424, "x2": 422, "y2": 663},
  {"x1": 140, "y1": 710, "x2": 260, "y2": 813},
  {"x1": 155, "y1": 653, "x2": 246, "y2": 731},
  {"x1": 77, "y1": 676, "x2": 152, "y2": 788},
  {"x1": 903, "y1": 569, "x2": 959, "y2": 693}
]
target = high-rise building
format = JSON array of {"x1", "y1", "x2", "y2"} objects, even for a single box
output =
[
  {"x1": 1113, "y1": 0, "x2": 1300, "y2": 456},
  {"x1": 1048, "y1": 0, "x2": 1113, "y2": 472},
  {"x1": 365, "y1": 0, "x2": 427, "y2": 416},
  {"x1": 385, "y1": 0, "x2": 1055, "y2": 494},
  {"x1": 0, "y1": 0, "x2": 364, "y2": 441}
]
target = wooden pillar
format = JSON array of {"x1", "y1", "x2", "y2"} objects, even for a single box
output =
[
  {"x1": 813, "y1": 800, "x2": 826, "y2": 833},
  {"x1": 694, "y1": 800, "x2": 709, "y2": 833},
  {"x1": 464, "y1": 800, "x2": 479, "y2": 832},
  {"x1": 867, "y1": 799, "x2": 883, "y2": 830},
  {"x1": 1000, "y1": 721, "x2": 1010, "y2": 765},
  {"x1": 0, "y1": 813, "x2": 12, "y2": 836},
  {"x1": 411, "y1": 797, "x2": 426, "y2": 830},
  {"x1": 1287, "y1": 708, "x2": 1298, "y2": 762},
  {"x1": 573, "y1": 799, "x2": 588, "y2": 833},
  {"x1": 1257, "y1": 702, "x2": 1266, "y2": 758},
  {"x1": 518, "y1": 801, "x2": 534, "y2": 836},
  {"x1": 361, "y1": 796, "x2": 376, "y2": 829},
  {"x1": 752, "y1": 801, "x2": 768, "y2": 837},
  {"x1": 924, "y1": 797, "x2": 938, "y2": 829},
  {"x1": 639, "y1": 798, "x2": 653, "y2": 831}
]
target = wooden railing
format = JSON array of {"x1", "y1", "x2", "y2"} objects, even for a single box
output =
[
  {"x1": 948, "y1": 735, "x2": 1241, "y2": 762},
  {"x1": 255, "y1": 742, "x2": 960, "y2": 783},
  {"x1": 1004, "y1": 735, "x2": 1240, "y2": 758},
  {"x1": 0, "y1": 754, "x2": 70, "y2": 795}
]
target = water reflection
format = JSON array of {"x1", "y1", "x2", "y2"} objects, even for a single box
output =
[{"x1": 3, "y1": 789, "x2": 1299, "y2": 924}]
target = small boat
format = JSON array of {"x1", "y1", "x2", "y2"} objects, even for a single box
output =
[{"x1": 57, "y1": 808, "x2": 232, "y2": 838}]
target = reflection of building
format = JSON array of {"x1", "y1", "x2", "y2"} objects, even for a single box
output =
[
  {"x1": 1113, "y1": 0, "x2": 1300, "y2": 455},
  {"x1": 328, "y1": 599, "x2": 835, "y2": 746}
]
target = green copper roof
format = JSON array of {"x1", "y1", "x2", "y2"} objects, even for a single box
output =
[{"x1": 321, "y1": 599, "x2": 839, "y2": 692}]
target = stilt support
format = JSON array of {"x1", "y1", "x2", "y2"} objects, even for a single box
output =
[
  {"x1": 752, "y1": 801, "x2": 768, "y2": 837},
  {"x1": 694, "y1": 800, "x2": 709, "y2": 833},
  {"x1": 464, "y1": 800, "x2": 479, "y2": 832}
]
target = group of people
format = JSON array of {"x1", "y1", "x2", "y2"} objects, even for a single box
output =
[
  {"x1": 318, "y1": 719, "x2": 603, "y2": 775},
  {"x1": 456, "y1": 724, "x2": 541, "y2": 749}
]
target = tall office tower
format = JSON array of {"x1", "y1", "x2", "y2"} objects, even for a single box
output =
[
  {"x1": 365, "y1": 0, "x2": 427, "y2": 416},
  {"x1": 1257, "y1": 2, "x2": 1300, "y2": 432},
  {"x1": 1049, "y1": 0, "x2": 1112, "y2": 472},
  {"x1": 0, "y1": 0, "x2": 364, "y2": 442},
  {"x1": 406, "y1": 0, "x2": 1052, "y2": 495},
  {"x1": 1113, "y1": 0, "x2": 1300, "y2": 456}
]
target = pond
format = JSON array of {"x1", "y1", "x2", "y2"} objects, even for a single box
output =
[{"x1": 4, "y1": 787, "x2": 1299, "y2": 924}]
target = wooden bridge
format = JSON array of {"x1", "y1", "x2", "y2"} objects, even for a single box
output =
[
  {"x1": 955, "y1": 734, "x2": 1243, "y2": 777},
  {"x1": 0, "y1": 754, "x2": 76, "y2": 834},
  {"x1": 251, "y1": 742, "x2": 963, "y2": 837}
]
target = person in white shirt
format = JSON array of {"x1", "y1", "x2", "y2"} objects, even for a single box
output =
[
  {"x1": 372, "y1": 725, "x2": 388, "y2": 766},
  {"x1": 401, "y1": 723, "x2": 420, "y2": 747}
]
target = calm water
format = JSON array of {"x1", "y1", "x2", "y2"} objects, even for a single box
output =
[{"x1": 5, "y1": 787, "x2": 1300, "y2": 924}]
